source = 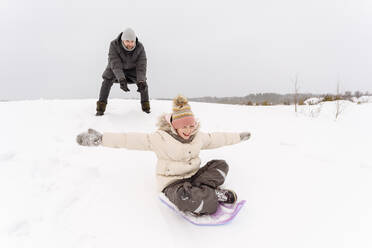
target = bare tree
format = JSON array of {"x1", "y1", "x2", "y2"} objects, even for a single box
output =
[
  {"x1": 293, "y1": 75, "x2": 300, "y2": 112},
  {"x1": 309, "y1": 102, "x2": 323, "y2": 118},
  {"x1": 335, "y1": 81, "x2": 344, "y2": 120}
]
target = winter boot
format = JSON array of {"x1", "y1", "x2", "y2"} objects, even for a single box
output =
[
  {"x1": 141, "y1": 101, "x2": 151, "y2": 114},
  {"x1": 215, "y1": 189, "x2": 237, "y2": 204},
  {"x1": 96, "y1": 101, "x2": 107, "y2": 116}
]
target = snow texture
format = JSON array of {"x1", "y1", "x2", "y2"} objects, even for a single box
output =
[
  {"x1": 0, "y1": 99, "x2": 371, "y2": 248},
  {"x1": 351, "y1": 96, "x2": 372, "y2": 104},
  {"x1": 304, "y1": 97, "x2": 323, "y2": 105}
]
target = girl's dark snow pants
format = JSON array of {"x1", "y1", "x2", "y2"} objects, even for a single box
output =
[{"x1": 163, "y1": 159, "x2": 229, "y2": 215}]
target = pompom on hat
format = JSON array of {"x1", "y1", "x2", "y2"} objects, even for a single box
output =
[{"x1": 171, "y1": 95, "x2": 196, "y2": 129}]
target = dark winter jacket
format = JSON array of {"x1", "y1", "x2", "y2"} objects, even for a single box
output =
[{"x1": 102, "y1": 33, "x2": 147, "y2": 82}]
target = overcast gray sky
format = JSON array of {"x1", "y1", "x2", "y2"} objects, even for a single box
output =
[{"x1": 0, "y1": 0, "x2": 371, "y2": 100}]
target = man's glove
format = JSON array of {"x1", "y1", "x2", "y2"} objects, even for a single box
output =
[
  {"x1": 239, "y1": 132, "x2": 251, "y2": 141},
  {"x1": 119, "y1": 78, "x2": 130, "y2": 92},
  {"x1": 136, "y1": 81, "x2": 148, "y2": 93},
  {"x1": 76, "y1": 128, "x2": 103, "y2": 146}
]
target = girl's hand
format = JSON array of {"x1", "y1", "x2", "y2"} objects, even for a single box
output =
[{"x1": 76, "y1": 128, "x2": 103, "y2": 146}]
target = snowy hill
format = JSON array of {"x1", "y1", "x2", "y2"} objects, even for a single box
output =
[{"x1": 0, "y1": 99, "x2": 371, "y2": 248}]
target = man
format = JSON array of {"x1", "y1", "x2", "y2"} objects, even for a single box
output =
[{"x1": 96, "y1": 28, "x2": 150, "y2": 116}]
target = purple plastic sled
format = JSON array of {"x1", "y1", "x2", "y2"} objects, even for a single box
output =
[{"x1": 159, "y1": 194, "x2": 246, "y2": 226}]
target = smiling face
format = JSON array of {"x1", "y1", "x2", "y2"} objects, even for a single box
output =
[
  {"x1": 122, "y1": 40, "x2": 135, "y2": 50},
  {"x1": 176, "y1": 124, "x2": 196, "y2": 140}
]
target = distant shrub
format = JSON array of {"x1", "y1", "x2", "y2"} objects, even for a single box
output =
[
  {"x1": 344, "y1": 91, "x2": 352, "y2": 97},
  {"x1": 354, "y1": 91, "x2": 362, "y2": 98},
  {"x1": 246, "y1": 101, "x2": 253, "y2": 106},
  {"x1": 261, "y1": 101, "x2": 271, "y2": 106},
  {"x1": 323, "y1": 95, "x2": 334, "y2": 102},
  {"x1": 299, "y1": 99, "x2": 305, "y2": 105}
]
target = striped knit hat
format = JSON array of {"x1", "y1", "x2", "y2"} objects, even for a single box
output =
[{"x1": 171, "y1": 95, "x2": 195, "y2": 129}]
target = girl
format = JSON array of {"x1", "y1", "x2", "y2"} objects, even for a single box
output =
[{"x1": 77, "y1": 95, "x2": 251, "y2": 215}]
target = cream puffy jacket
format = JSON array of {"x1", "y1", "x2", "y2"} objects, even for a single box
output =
[{"x1": 101, "y1": 114, "x2": 241, "y2": 192}]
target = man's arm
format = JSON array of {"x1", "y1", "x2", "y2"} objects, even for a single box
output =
[
  {"x1": 108, "y1": 42, "x2": 125, "y2": 81},
  {"x1": 136, "y1": 47, "x2": 147, "y2": 83}
]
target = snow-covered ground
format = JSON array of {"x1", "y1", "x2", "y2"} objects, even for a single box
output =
[{"x1": 0, "y1": 99, "x2": 371, "y2": 248}]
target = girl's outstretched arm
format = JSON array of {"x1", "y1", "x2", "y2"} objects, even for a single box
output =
[
  {"x1": 200, "y1": 131, "x2": 251, "y2": 150},
  {"x1": 76, "y1": 129, "x2": 153, "y2": 151}
]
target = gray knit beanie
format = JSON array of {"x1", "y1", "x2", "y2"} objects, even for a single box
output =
[{"x1": 121, "y1": 28, "x2": 136, "y2": 41}]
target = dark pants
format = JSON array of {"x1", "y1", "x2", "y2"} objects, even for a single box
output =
[
  {"x1": 98, "y1": 68, "x2": 149, "y2": 103},
  {"x1": 163, "y1": 160, "x2": 229, "y2": 215}
]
